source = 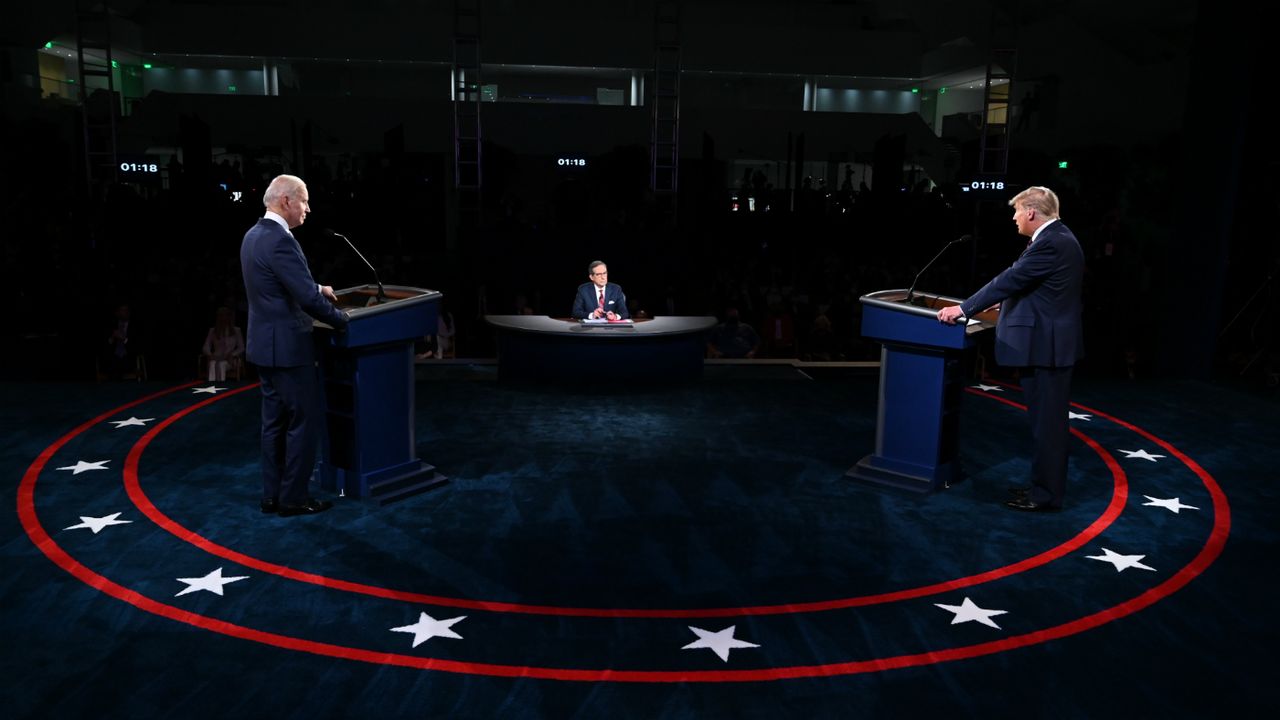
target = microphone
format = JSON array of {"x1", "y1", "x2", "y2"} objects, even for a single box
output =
[
  {"x1": 328, "y1": 229, "x2": 386, "y2": 303},
  {"x1": 906, "y1": 234, "x2": 972, "y2": 304}
]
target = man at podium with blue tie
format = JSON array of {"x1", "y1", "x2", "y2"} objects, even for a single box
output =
[
  {"x1": 241, "y1": 175, "x2": 350, "y2": 517},
  {"x1": 572, "y1": 261, "x2": 630, "y2": 320}
]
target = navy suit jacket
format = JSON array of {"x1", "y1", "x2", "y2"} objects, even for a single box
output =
[
  {"x1": 572, "y1": 282, "x2": 629, "y2": 319},
  {"x1": 240, "y1": 219, "x2": 349, "y2": 368},
  {"x1": 959, "y1": 220, "x2": 1084, "y2": 368}
]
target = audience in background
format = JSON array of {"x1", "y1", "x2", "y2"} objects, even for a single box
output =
[
  {"x1": 201, "y1": 306, "x2": 244, "y2": 381},
  {"x1": 707, "y1": 308, "x2": 761, "y2": 359}
]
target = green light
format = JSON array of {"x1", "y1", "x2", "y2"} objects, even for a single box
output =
[
  {"x1": 911, "y1": 87, "x2": 919, "y2": 94},
  {"x1": 227, "y1": 85, "x2": 237, "y2": 92},
  {"x1": 111, "y1": 60, "x2": 119, "y2": 68},
  {"x1": 1058, "y1": 161, "x2": 1069, "y2": 169},
  {"x1": 143, "y1": 63, "x2": 152, "y2": 69},
  {"x1": 67, "y1": 78, "x2": 76, "y2": 84},
  {"x1": 44, "y1": 42, "x2": 53, "y2": 49},
  {"x1": 939, "y1": 87, "x2": 946, "y2": 94}
]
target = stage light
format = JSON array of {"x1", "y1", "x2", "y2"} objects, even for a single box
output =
[
  {"x1": 44, "y1": 41, "x2": 53, "y2": 49},
  {"x1": 1058, "y1": 161, "x2": 1069, "y2": 169},
  {"x1": 911, "y1": 87, "x2": 919, "y2": 93},
  {"x1": 143, "y1": 63, "x2": 152, "y2": 69}
]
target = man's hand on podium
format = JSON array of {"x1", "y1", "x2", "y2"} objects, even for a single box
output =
[{"x1": 937, "y1": 305, "x2": 966, "y2": 325}]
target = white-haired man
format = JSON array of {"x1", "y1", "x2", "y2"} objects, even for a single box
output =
[{"x1": 241, "y1": 175, "x2": 349, "y2": 516}]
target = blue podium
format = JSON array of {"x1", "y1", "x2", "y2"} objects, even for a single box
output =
[
  {"x1": 314, "y1": 284, "x2": 447, "y2": 504},
  {"x1": 848, "y1": 289, "x2": 995, "y2": 493}
]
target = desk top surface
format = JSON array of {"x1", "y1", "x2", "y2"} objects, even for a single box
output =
[{"x1": 486, "y1": 315, "x2": 717, "y2": 337}]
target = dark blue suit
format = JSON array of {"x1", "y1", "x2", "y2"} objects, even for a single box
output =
[
  {"x1": 240, "y1": 218, "x2": 349, "y2": 506},
  {"x1": 571, "y1": 282, "x2": 629, "y2": 319},
  {"x1": 960, "y1": 220, "x2": 1084, "y2": 507}
]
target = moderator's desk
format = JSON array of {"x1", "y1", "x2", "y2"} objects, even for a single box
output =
[{"x1": 485, "y1": 315, "x2": 717, "y2": 382}]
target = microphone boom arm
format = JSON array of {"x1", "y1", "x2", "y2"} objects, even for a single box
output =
[
  {"x1": 333, "y1": 231, "x2": 386, "y2": 303},
  {"x1": 906, "y1": 234, "x2": 971, "y2": 304}
]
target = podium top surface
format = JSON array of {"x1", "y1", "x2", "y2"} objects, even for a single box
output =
[
  {"x1": 861, "y1": 289, "x2": 997, "y2": 332},
  {"x1": 330, "y1": 284, "x2": 442, "y2": 320},
  {"x1": 486, "y1": 315, "x2": 716, "y2": 337}
]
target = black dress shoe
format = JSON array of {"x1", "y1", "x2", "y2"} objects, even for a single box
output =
[
  {"x1": 1004, "y1": 497, "x2": 1061, "y2": 512},
  {"x1": 278, "y1": 498, "x2": 333, "y2": 517},
  {"x1": 260, "y1": 498, "x2": 278, "y2": 514}
]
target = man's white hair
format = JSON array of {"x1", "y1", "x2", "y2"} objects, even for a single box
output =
[{"x1": 263, "y1": 174, "x2": 305, "y2": 208}]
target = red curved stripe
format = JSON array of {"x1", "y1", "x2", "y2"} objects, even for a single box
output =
[
  {"x1": 17, "y1": 382, "x2": 1228, "y2": 682},
  {"x1": 118, "y1": 386, "x2": 1126, "y2": 618}
]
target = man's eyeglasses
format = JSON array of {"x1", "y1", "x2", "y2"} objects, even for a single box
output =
[{"x1": 590, "y1": 271, "x2": 608, "y2": 276}]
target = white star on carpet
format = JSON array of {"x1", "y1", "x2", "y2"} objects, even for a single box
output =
[
  {"x1": 1118, "y1": 449, "x2": 1165, "y2": 462},
  {"x1": 390, "y1": 612, "x2": 466, "y2": 648},
  {"x1": 174, "y1": 567, "x2": 249, "y2": 596},
  {"x1": 1086, "y1": 548, "x2": 1156, "y2": 573},
  {"x1": 934, "y1": 597, "x2": 1008, "y2": 629},
  {"x1": 1142, "y1": 496, "x2": 1199, "y2": 514},
  {"x1": 55, "y1": 460, "x2": 110, "y2": 475},
  {"x1": 682, "y1": 625, "x2": 760, "y2": 662},
  {"x1": 64, "y1": 512, "x2": 133, "y2": 534},
  {"x1": 109, "y1": 416, "x2": 154, "y2": 428},
  {"x1": 973, "y1": 384, "x2": 1004, "y2": 392},
  {"x1": 1068, "y1": 411, "x2": 1093, "y2": 421},
  {"x1": 192, "y1": 385, "x2": 226, "y2": 395}
]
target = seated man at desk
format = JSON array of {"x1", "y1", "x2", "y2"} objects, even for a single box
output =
[{"x1": 571, "y1": 260, "x2": 630, "y2": 320}]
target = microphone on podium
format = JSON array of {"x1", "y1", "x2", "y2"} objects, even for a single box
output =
[
  {"x1": 327, "y1": 229, "x2": 387, "y2": 303},
  {"x1": 906, "y1": 234, "x2": 972, "y2": 304}
]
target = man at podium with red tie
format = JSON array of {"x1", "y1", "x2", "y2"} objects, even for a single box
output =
[
  {"x1": 936, "y1": 186, "x2": 1084, "y2": 513},
  {"x1": 571, "y1": 260, "x2": 630, "y2": 320}
]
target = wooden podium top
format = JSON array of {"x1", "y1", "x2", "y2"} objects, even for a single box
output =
[
  {"x1": 861, "y1": 289, "x2": 999, "y2": 326},
  {"x1": 330, "y1": 284, "x2": 443, "y2": 320}
]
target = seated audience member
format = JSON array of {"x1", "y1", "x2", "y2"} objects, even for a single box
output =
[
  {"x1": 102, "y1": 303, "x2": 137, "y2": 379},
  {"x1": 202, "y1": 306, "x2": 245, "y2": 381},
  {"x1": 707, "y1": 308, "x2": 760, "y2": 358},
  {"x1": 805, "y1": 313, "x2": 836, "y2": 361}
]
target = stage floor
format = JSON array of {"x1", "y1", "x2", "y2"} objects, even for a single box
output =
[{"x1": 3, "y1": 367, "x2": 1277, "y2": 717}]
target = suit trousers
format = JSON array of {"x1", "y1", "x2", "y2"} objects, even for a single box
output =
[
  {"x1": 1021, "y1": 365, "x2": 1074, "y2": 507},
  {"x1": 258, "y1": 364, "x2": 322, "y2": 505}
]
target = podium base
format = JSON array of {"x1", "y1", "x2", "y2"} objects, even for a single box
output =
[
  {"x1": 319, "y1": 459, "x2": 448, "y2": 506},
  {"x1": 846, "y1": 455, "x2": 961, "y2": 494}
]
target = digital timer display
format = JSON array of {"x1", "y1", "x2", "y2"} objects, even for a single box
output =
[
  {"x1": 968, "y1": 180, "x2": 1004, "y2": 190},
  {"x1": 120, "y1": 162, "x2": 159, "y2": 173},
  {"x1": 557, "y1": 158, "x2": 586, "y2": 167}
]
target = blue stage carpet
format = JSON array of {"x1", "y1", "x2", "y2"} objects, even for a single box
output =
[{"x1": 2, "y1": 367, "x2": 1277, "y2": 718}]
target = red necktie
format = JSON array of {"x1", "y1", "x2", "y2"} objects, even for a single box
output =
[{"x1": 598, "y1": 289, "x2": 605, "y2": 311}]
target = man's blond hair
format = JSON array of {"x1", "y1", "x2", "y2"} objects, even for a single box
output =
[{"x1": 1008, "y1": 185, "x2": 1059, "y2": 218}]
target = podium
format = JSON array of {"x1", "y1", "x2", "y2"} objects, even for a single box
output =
[
  {"x1": 313, "y1": 284, "x2": 447, "y2": 504},
  {"x1": 848, "y1": 289, "x2": 995, "y2": 493}
]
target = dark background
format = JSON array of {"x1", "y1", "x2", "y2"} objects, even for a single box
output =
[{"x1": 1, "y1": 0, "x2": 1274, "y2": 390}]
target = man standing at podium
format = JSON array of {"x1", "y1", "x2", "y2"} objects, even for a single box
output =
[
  {"x1": 937, "y1": 186, "x2": 1084, "y2": 512},
  {"x1": 241, "y1": 174, "x2": 350, "y2": 517},
  {"x1": 572, "y1": 260, "x2": 630, "y2": 320}
]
